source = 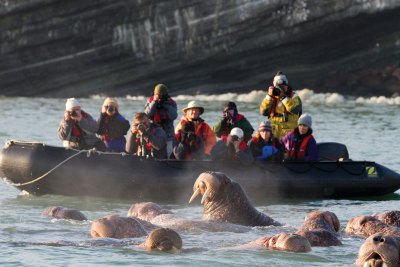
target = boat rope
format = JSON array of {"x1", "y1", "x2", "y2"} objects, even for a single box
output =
[{"x1": 8, "y1": 149, "x2": 87, "y2": 187}]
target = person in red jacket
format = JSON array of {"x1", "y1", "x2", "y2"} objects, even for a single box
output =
[{"x1": 175, "y1": 100, "x2": 216, "y2": 156}]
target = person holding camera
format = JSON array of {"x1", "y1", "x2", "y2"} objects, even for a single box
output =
[
  {"x1": 58, "y1": 98, "x2": 106, "y2": 151},
  {"x1": 144, "y1": 84, "x2": 177, "y2": 157},
  {"x1": 210, "y1": 127, "x2": 253, "y2": 165},
  {"x1": 247, "y1": 120, "x2": 285, "y2": 161},
  {"x1": 97, "y1": 97, "x2": 130, "y2": 152},
  {"x1": 259, "y1": 71, "x2": 302, "y2": 138},
  {"x1": 213, "y1": 101, "x2": 254, "y2": 142},
  {"x1": 280, "y1": 114, "x2": 318, "y2": 161},
  {"x1": 125, "y1": 112, "x2": 167, "y2": 159},
  {"x1": 175, "y1": 101, "x2": 216, "y2": 156},
  {"x1": 173, "y1": 121, "x2": 205, "y2": 160}
]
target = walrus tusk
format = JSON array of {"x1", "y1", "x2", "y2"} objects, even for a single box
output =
[
  {"x1": 189, "y1": 188, "x2": 200, "y2": 203},
  {"x1": 200, "y1": 188, "x2": 209, "y2": 205}
]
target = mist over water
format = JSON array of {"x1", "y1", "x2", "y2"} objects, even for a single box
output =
[{"x1": 0, "y1": 90, "x2": 399, "y2": 266}]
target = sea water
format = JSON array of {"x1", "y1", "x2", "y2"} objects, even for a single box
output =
[{"x1": 0, "y1": 90, "x2": 399, "y2": 266}]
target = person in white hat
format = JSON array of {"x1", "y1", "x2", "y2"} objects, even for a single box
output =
[
  {"x1": 175, "y1": 100, "x2": 216, "y2": 156},
  {"x1": 97, "y1": 97, "x2": 130, "y2": 152},
  {"x1": 247, "y1": 120, "x2": 285, "y2": 161},
  {"x1": 280, "y1": 114, "x2": 319, "y2": 161},
  {"x1": 259, "y1": 71, "x2": 302, "y2": 139},
  {"x1": 58, "y1": 98, "x2": 105, "y2": 151},
  {"x1": 210, "y1": 127, "x2": 253, "y2": 165}
]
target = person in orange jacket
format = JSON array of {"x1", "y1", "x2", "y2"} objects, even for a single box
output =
[{"x1": 175, "y1": 100, "x2": 216, "y2": 156}]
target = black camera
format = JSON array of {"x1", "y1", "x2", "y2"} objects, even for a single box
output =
[
  {"x1": 272, "y1": 86, "x2": 282, "y2": 97},
  {"x1": 231, "y1": 135, "x2": 239, "y2": 141},
  {"x1": 186, "y1": 132, "x2": 196, "y2": 142},
  {"x1": 108, "y1": 106, "x2": 115, "y2": 113},
  {"x1": 70, "y1": 110, "x2": 78, "y2": 117},
  {"x1": 137, "y1": 124, "x2": 147, "y2": 133}
]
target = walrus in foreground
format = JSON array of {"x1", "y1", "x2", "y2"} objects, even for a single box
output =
[
  {"x1": 356, "y1": 233, "x2": 400, "y2": 267},
  {"x1": 91, "y1": 214, "x2": 146, "y2": 238},
  {"x1": 245, "y1": 233, "x2": 311, "y2": 252},
  {"x1": 189, "y1": 171, "x2": 280, "y2": 227},
  {"x1": 345, "y1": 216, "x2": 400, "y2": 238},
  {"x1": 139, "y1": 228, "x2": 182, "y2": 252},
  {"x1": 42, "y1": 206, "x2": 87, "y2": 221},
  {"x1": 296, "y1": 211, "x2": 342, "y2": 246}
]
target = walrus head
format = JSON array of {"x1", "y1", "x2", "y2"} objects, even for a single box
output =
[
  {"x1": 357, "y1": 233, "x2": 400, "y2": 267},
  {"x1": 189, "y1": 171, "x2": 230, "y2": 205},
  {"x1": 144, "y1": 228, "x2": 182, "y2": 252},
  {"x1": 345, "y1": 216, "x2": 393, "y2": 238},
  {"x1": 302, "y1": 211, "x2": 340, "y2": 233},
  {"x1": 263, "y1": 233, "x2": 311, "y2": 253},
  {"x1": 42, "y1": 206, "x2": 87, "y2": 221},
  {"x1": 127, "y1": 202, "x2": 173, "y2": 221}
]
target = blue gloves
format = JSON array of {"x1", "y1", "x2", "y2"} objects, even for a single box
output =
[{"x1": 257, "y1": 145, "x2": 278, "y2": 160}]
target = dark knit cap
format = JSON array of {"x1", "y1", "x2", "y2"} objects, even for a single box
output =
[{"x1": 224, "y1": 101, "x2": 237, "y2": 112}]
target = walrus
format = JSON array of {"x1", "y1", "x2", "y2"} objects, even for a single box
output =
[
  {"x1": 245, "y1": 233, "x2": 311, "y2": 252},
  {"x1": 42, "y1": 206, "x2": 87, "y2": 221},
  {"x1": 356, "y1": 233, "x2": 400, "y2": 267},
  {"x1": 345, "y1": 216, "x2": 400, "y2": 238},
  {"x1": 141, "y1": 228, "x2": 182, "y2": 252},
  {"x1": 91, "y1": 214, "x2": 147, "y2": 238},
  {"x1": 189, "y1": 171, "x2": 281, "y2": 227},
  {"x1": 373, "y1": 211, "x2": 400, "y2": 227},
  {"x1": 296, "y1": 211, "x2": 342, "y2": 246},
  {"x1": 128, "y1": 202, "x2": 250, "y2": 233}
]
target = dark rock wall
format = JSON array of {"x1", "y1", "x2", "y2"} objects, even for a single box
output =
[{"x1": 1, "y1": 0, "x2": 399, "y2": 97}]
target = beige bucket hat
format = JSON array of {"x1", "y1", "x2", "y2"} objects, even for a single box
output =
[{"x1": 182, "y1": 100, "x2": 204, "y2": 115}]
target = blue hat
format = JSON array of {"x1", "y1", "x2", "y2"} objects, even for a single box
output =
[{"x1": 257, "y1": 145, "x2": 278, "y2": 160}]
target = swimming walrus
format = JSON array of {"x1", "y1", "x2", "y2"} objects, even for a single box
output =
[
  {"x1": 42, "y1": 206, "x2": 87, "y2": 221},
  {"x1": 356, "y1": 233, "x2": 400, "y2": 267},
  {"x1": 345, "y1": 215, "x2": 400, "y2": 238},
  {"x1": 140, "y1": 228, "x2": 182, "y2": 252},
  {"x1": 189, "y1": 171, "x2": 281, "y2": 227},
  {"x1": 373, "y1": 211, "x2": 400, "y2": 227},
  {"x1": 296, "y1": 210, "x2": 342, "y2": 246},
  {"x1": 91, "y1": 214, "x2": 146, "y2": 238},
  {"x1": 128, "y1": 201, "x2": 250, "y2": 233},
  {"x1": 245, "y1": 233, "x2": 311, "y2": 252}
]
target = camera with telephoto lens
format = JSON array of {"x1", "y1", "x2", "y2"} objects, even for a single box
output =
[
  {"x1": 272, "y1": 86, "x2": 282, "y2": 97},
  {"x1": 70, "y1": 110, "x2": 78, "y2": 117},
  {"x1": 108, "y1": 106, "x2": 115, "y2": 113}
]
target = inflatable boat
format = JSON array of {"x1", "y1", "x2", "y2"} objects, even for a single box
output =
[{"x1": 1, "y1": 140, "x2": 400, "y2": 203}]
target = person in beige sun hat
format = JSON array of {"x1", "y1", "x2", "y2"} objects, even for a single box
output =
[{"x1": 175, "y1": 100, "x2": 216, "y2": 156}]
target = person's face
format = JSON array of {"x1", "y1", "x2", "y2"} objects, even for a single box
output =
[
  {"x1": 137, "y1": 118, "x2": 150, "y2": 127},
  {"x1": 227, "y1": 109, "x2": 235, "y2": 116},
  {"x1": 154, "y1": 92, "x2": 160, "y2": 101},
  {"x1": 186, "y1": 108, "x2": 200, "y2": 120},
  {"x1": 259, "y1": 129, "x2": 271, "y2": 140},
  {"x1": 69, "y1": 107, "x2": 81, "y2": 116},
  {"x1": 103, "y1": 105, "x2": 116, "y2": 116},
  {"x1": 298, "y1": 124, "x2": 309, "y2": 135}
]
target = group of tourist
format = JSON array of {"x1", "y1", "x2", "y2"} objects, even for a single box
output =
[{"x1": 58, "y1": 71, "x2": 319, "y2": 162}]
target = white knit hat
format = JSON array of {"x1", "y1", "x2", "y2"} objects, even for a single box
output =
[
  {"x1": 65, "y1": 98, "x2": 81, "y2": 111},
  {"x1": 230, "y1": 127, "x2": 244, "y2": 139},
  {"x1": 273, "y1": 72, "x2": 289, "y2": 87}
]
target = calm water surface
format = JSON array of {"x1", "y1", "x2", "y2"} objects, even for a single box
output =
[{"x1": 0, "y1": 91, "x2": 399, "y2": 266}]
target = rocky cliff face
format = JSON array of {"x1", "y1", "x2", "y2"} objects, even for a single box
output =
[{"x1": 1, "y1": 0, "x2": 400, "y2": 97}]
